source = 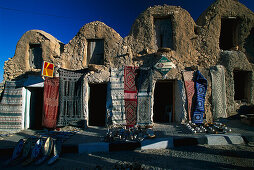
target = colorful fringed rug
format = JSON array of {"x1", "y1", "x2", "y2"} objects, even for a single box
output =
[
  {"x1": 193, "y1": 70, "x2": 207, "y2": 124},
  {"x1": 124, "y1": 66, "x2": 138, "y2": 125},
  {"x1": 182, "y1": 71, "x2": 195, "y2": 121},
  {"x1": 109, "y1": 67, "x2": 126, "y2": 125},
  {"x1": 137, "y1": 68, "x2": 152, "y2": 125},
  {"x1": 42, "y1": 77, "x2": 59, "y2": 129},
  {"x1": 210, "y1": 65, "x2": 227, "y2": 119},
  {"x1": 57, "y1": 69, "x2": 86, "y2": 127},
  {"x1": 0, "y1": 81, "x2": 23, "y2": 130}
]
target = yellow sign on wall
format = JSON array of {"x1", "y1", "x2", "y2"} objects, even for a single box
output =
[{"x1": 42, "y1": 61, "x2": 54, "y2": 77}]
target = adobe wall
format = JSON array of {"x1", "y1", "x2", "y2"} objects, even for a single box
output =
[
  {"x1": 3, "y1": 0, "x2": 254, "y2": 122},
  {"x1": 196, "y1": 0, "x2": 254, "y2": 115},
  {"x1": 4, "y1": 30, "x2": 64, "y2": 81}
]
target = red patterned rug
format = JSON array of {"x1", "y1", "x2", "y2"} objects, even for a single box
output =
[
  {"x1": 183, "y1": 71, "x2": 195, "y2": 121},
  {"x1": 124, "y1": 66, "x2": 138, "y2": 125},
  {"x1": 42, "y1": 77, "x2": 59, "y2": 129}
]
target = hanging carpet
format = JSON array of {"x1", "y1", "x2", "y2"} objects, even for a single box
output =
[
  {"x1": 108, "y1": 67, "x2": 126, "y2": 125},
  {"x1": 182, "y1": 71, "x2": 195, "y2": 121},
  {"x1": 0, "y1": 81, "x2": 23, "y2": 130},
  {"x1": 210, "y1": 65, "x2": 227, "y2": 119},
  {"x1": 42, "y1": 77, "x2": 59, "y2": 129},
  {"x1": 137, "y1": 68, "x2": 153, "y2": 125},
  {"x1": 57, "y1": 69, "x2": 87, "y2": 127},
  {"x1": 193, "y1": 70, "x2": 207, "y2": 124},
  {"x1": 124, "y1": 66, "x2": 138, "y2": 126},
  {"x1": 175, "y1": 80, "x2": 188, "y2": 123}
]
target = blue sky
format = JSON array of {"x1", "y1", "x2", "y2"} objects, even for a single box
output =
[{"x1": 0, "y1": 0, "x2": 254, "y2": 82}]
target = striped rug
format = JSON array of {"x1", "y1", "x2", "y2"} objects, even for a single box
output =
[
  {"x1": 137, "y1": 68, "x2": 153, "y2": 125},
  {"x1": 42, "y1": 77, "x2": 59, "y2": 129},
  {"x1": 109, "y1": 67, "x2": 126, "y2": 125},
  {"x1": 57, "y1": 69, "x2": 86, "y2": 127},
  {"x1": 0, "y1": 81, "x2": 23, "y2": 131},
  {"x1": 182, "y1": 71, "x2": 195, "y2": 121}
]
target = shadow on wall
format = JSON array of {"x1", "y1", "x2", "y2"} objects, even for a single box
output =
[{"x1": 244, "y1": 27, "x2": 254, "y2": 64}]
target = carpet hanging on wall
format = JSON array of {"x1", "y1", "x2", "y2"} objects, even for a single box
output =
[
  {"x1": 0, "y1": 81, "x2": 23, "y2": 130},
  {"x1": 182, "y1": 71, "x2": 195, "y2": 121},
  {"x1": 137, "y1": 68, "x2": 153, "y2": 125},
  {"x1": 175, "y1": 80, "x2": 188, "y2": 123},
  {"x1": 124, "y1": 66, "x2": 138, "y2": 126},
  {"x1": 42, "y1": 77, "x2": 59, "y2": 129},
  {"x1": 57, "y1": 69, "x2": 86, "y2": 127},
  {"x1": 109, "y1": 67, "x2": 126, "y2": 125},
  {"x1": 210, "y1": 65, "x2": 227, "y2": 119},
  {"x1": 193, "y1": 70, "x2": 208, "y2": 124}
]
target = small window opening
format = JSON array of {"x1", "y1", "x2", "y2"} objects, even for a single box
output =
[
  {"x1": 87, "y1": 39, "x2": 104, "y2": 65},
  {"x1": 154, "y1": 17, "x2": 174, "y2": 49},
  {"x1": 29, "y1": 44, "x2": 43, "y2": 69},
  {"x1": 220, "y1": 18, "x2": 239, "y2": 50},
  {"x1": 233, "y1": 70, "x2": 252, "y2": 102}
]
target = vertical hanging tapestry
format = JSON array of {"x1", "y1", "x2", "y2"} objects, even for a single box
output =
[
  {"x1": 210, "y1": 65, "x2": 227, "y2": 119},
  {"x1": 57, "y1": 69, "x2": 86, "y2": 127},
  {"x1": 42, "y1": 77, "x2": 59, "y2": 129},
  {"x1": 193, "y1": 70, "x2": 208, "y2": 124},
  {"x1": 109, "y1": 67, "x2": 126, "y2": 125},
  {"x1": 0, "y1": 81, "x2": 23, "y2": 130},
  {"x1": 137, "y1": 68, "x2": 153, "y2": 125},
  {"x1": 124, "y1": 66, "x2": 138, "y2": 126},
  {"x1": 175, "y1": 80, "x2": 188, "y2": 123},
  {"x1": 182, "y1": 71, "x2": 195, "y2": 121}
]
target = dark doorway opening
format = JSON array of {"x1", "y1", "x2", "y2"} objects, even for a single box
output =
[
  {"x1": 219, "y1": 18, "x2": 239, "y2": 50},
  {"x1": 153, "y1": 80, "x2": 174, "y2": 123},
  {"x1": 88, "y1": 84, "x2": 107, "y2": 126},
  {"x1": 234, "y1": 70, "x2": 252, "y2": 102},
  {"x1": 28, "y1": 87, "x2": 44, "y2": 129}
]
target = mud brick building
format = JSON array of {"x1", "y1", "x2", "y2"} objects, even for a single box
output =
[{"x1": 1, "y1": 0, "x2": 254, "y2": 130}]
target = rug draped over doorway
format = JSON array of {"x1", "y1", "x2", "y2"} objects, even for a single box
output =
[
  {"x1": 137, "y1": 68, "x2": 153, "y2": 125},
  {"x1": 57, "y1": 69, "x2": 86, "y2": 127},
  {"x1": 0, "y1": 81, "x2": 23, "y2": 130},
  {"x1": 42, "y1": 77, "x2": 59, "y2": 129},
  {"x1": 210, "y1": 65, "x2": 227, "y2": 119}
]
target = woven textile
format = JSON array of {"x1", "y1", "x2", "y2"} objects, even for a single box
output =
[
  {"x1": 193, "y1": 70, "x2": 207, "y2": 124},
  {"x1": 0, "y1": 81, "x2": 23, "y2": 130},
  {"x1": 109, "y1": 67, "x2": 126, "y2": 125},
  {"x1": 137, "y1": 68, "x2": 152, "y2": 125},
  {"x1": 42, "y1": 77, "x2": 59, "y2": 129},
  {"x1": 175, "y1": 80, "x2": 187, "y2": 123},
  {"x1": 57, "y1": 69, "x2": 86, "y2": 127},
  {"x1": 124, "y1": 66, "x2": 138, "y2": 125},
  {"x1": 182, "y1": 71, "x2": 195, "y2": 121},
  {"x1": 210, "y1": 65, "x2": 227, "y2": 119}
]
